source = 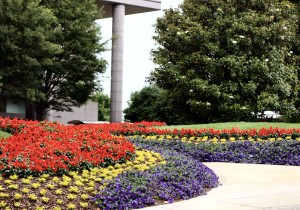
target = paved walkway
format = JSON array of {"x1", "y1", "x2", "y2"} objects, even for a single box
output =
[{"x1": 139, "y1": 162, "x2": 300, "y2": 210}]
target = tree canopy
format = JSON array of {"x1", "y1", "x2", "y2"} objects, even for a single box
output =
[
  {"x1": 91, "y1": 91, "x2": 110, "y2": 121},
  {"x1": 149, "y1": 0, "x2": 299, "y2": 123},
  {"x1": 124, "y1": 86, "x2": 185, "y2": 125},
  {"x1": 0, "y1": 0, "x2": 106, "y2": 120}
]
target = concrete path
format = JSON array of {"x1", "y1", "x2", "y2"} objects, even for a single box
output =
[{"x1": 140, "y1": 162, "x2": 300, "y2": 210}]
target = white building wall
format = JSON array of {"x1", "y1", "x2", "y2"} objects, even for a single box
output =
[{"x1": 50, "y1": 101, "x2": 98, "y2": 125}]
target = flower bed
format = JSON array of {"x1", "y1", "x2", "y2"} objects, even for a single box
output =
[
  {"x1": 0, "y1": 118, "x2": 135, "y2": 177},
  {"x1": 92, "y1": 145, "x2": 219, "y2": 209},
  {"x1": 129, "y1": 137, "x2": 300, "y2": 166},
  {"x1": 1, "y1": 117, "x2": 300, "y2": 209},
  {"x1": 0, "y1": 149, "x2": 165, "y2": 209}
]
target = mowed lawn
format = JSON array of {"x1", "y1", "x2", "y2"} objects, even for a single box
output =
[
  {"x1": 162, "y1": 122, "x2": 300, "y2": 130},
  {"x1": 0, "y1": 130, "x2": 10, "y2": 139}
]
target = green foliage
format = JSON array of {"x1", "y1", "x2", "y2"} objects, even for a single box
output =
[
  {"x1": 0, "y1": 0, "x2": 107, "y2": 120},
  {"x1": 124, "y1": 86, "x2": 185, "y2": 125},
  {"x1": 0, "y1": 0, "x2": 61, "y2": 103},
  {"x1": 90, "y1": 92, "x2": 110, "y2": 121},
  {"x1": 149, "y1": 0, "x2": 299, "y2": 123}
]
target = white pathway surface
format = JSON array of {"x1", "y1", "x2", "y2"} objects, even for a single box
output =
[{"x1": 139, "y1": 162, "x2": 300, "y2": 210}]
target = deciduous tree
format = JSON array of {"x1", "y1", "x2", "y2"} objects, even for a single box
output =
[{"x1": 0, "y1": 0, "x2": 106, "y2": 120}]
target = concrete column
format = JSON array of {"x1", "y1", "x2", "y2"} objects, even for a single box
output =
[{"x1": 110, "y1": 4, "x2": 125, "y2": 123}]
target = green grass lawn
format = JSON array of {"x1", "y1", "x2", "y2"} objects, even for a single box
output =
[
  {"x1": 162, "y1": 122, "x2": 300, "y2": 130},
  {"x1": 0, "y1": 131, "x2": 10, "y2": 139}
]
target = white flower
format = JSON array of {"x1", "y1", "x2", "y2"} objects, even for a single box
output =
[
  {"x1": 229, "y1": 95, "x2": 234, "y2": 99},
  {"x1": 190, "y1": 89, "x2": 193, "y2": 93},
  {"x1": 265, "y1": 59, "x2": 269, "y2": 62},
  {"x1": 239, "y1": 35, "x2": 245, "y2": 38},
  {"x1": 290, "y1": 51, "x2": 293, "y2": 54},
  {"x1": 206, "y1": 102, "x2": 211, "y2": 106},
  {"x1": 185, "y1": 30, "x2": 189, "y2": 34},
  {"x1": 232, "y1": 40, "x2": 237, "y2": 44},
  {"x1": 177, "y1": 31, "x2": 181, "y2": 35},
  {"x1": 283, "y1": 26, "x2": 287, "y2": 30}
]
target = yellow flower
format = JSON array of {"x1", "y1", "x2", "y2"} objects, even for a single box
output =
[
  {"x1": 14, "y1": 193, "x2": 22, "y2": 200},
  {"x1": 80, "y1": 194, "x2": 89, "y2": 200},
  {"x1": 21, "y1": 178, "x2": 31, "y2": 184},
  {"x1": 52, "y1": 177, "x2": 60, "y2": 183},
  {"x1": 0, "y1": 193, "x2": 9, "y2": 198},
  {"x1": 67, "y1": 194, "x2": 77, "y2": 200},
  {"x1": 59, "y1": 181, "x2": 69, "y2": 187},
  {"x1": 42, "y1": 196, "x2": 50, "y2": 203},
  {"x1": 74, "y1": 180, "x2": 84, "y2": 186},
  {"x1": 80, "y1": 202, "x2": 89, "y2": 208},
  {"x1": 46, "y1": 183, "x2": 55, "y2": 189},
  {"x1": 38, "y1": 177, "x2": 47, "y2": 183},
  {"x1": 8, "y1": 184, "x2": 18, "y2": 190},
  {"x1": 41, "y1": 174, "x2": 50, "y2": 179},
  {"x1": 21, "y1": 188, "x2": 30, "y2": 194},
  {"x1": 28, "y1": 193, "x2": 38, "y2": 201},
  {"x1": 14, "y1": 202, "x2": 21, "y2": 207},
  {"x1": 9, "y1": 174, "x2": 18, "y2": 181},
  {"x1": 40, "y1": 189, "x2": 47, "y2": 195},
  {"x1": 56, "y1": 199, "x2": 63, "y2": 205},
  {"x1": 4, "y1": 180, "x2": 12, "y2": 185},
  {"x1": 55, "y1": 189, "x2": 63, "y2": 195},
  {"x1": 31, "y1": 182, "x2": 41, "y2": 189},
  {"x1": 0, "y1": 201, "x2": 7, "y2": 207},
  {"x1": 67, "y1": 203, "x2": 76, "y2": 210},
  {"x1": 68, "y1": 186, "x2": 79, "y2": 193}
]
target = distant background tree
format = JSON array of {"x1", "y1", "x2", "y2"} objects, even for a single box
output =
[
  {"x1": 0, "y1": 0, "x2": 106, "y2": 120},
  {"x1": 149, "y1": 0, "x2": 299, "y2": 123},
  {"x1": 91, "y1": 91, "x2": 110, "y2": 121},
  {"x1": 124, "y1": 86, "x2": 185, "y2": 125}
]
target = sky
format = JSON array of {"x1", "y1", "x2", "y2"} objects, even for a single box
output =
[{"x1": 97, "y1": 0, "x2": 184, "y2": 110}]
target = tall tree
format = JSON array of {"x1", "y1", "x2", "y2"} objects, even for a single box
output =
[
  {"x1": 0, "y1": 0, "x2": 106, "y2": 120},
  {"x1": 149, "y1": 0, "x2": 299, "y2": 123},
  {"x1": 0, "y1": 0, "x2": 61, "y2": 118}
]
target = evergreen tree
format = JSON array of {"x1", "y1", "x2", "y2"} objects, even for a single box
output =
[{"x1": 149, "y1": 0, "x2": 299, "y2": 123}]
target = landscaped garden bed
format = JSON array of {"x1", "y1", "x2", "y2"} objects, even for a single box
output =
[{"x1": 0, "y1": 117, "x2": 300, "y2": 209}]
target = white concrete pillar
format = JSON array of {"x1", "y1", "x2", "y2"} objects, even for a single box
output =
[{"x1": 110, "y1": 4, "x2": 125, "y2": 123}]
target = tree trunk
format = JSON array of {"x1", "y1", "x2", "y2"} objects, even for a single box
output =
[
  {"x1": 35, "y1": 103, "x2": 47, "y2": 121},
  {"x1": 25, "y1": 102, "x2": 36, "y2": 120}
]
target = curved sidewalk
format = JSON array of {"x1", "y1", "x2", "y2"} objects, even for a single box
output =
[{"x1": 140, "y1": 162, "x2": 300, "y2": 210}]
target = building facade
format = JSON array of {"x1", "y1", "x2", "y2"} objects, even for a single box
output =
[{"x1": 97, "y1": 0, "x2": 161, "y2": 122}]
